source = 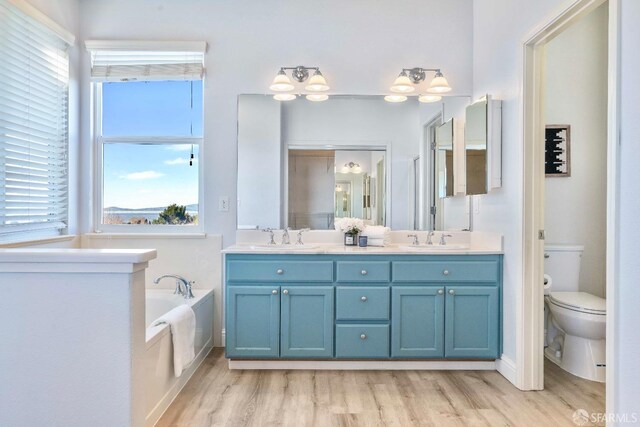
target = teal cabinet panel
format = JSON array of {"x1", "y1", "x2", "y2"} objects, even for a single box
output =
[
  {"x1": 391, "y1": 286, "x2": 445, "y2": 358},
  {"x1": 281, "y1": 286, "x2": 334, "y2": 358},
  {"x1": 227, "y1": 260, "x2": 333, "y2": 283},
  {"x1": 226, "y1": 286, "x2": 280, "y2": 358},
  {"x1": 336, "y1": 287, "x2": 390, "y2": 321},
  {"x1": 336, "y1": 261, "x2": 390, "y2": 283},
  {"x1": 336, "y1": 324, "x2": 390, "y2": 358},
  {"x1": 445, "y1": 286, "x2": 499, "y2": 359},
  {"x1": 392, "y1": 261, "x2": 499, "y2": 283}
]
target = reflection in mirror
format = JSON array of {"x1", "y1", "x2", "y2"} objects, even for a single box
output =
[
  {"x1": 465, "y1": 98, "x2": 488, "y2": 195},
  {"x1": 436, "y1": 119, "x2": 455, "y2": 198},
  {"x1": 287, "y1": 149, "x2": 386, "y2": 229}
]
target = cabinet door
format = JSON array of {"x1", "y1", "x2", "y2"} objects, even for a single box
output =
[
  {"x1": 281, "y1": 286, "x2": 334, "y2": 358},
  {"x1": 445, "y1": 286, "x2": 499, "y2": 359},
  {"x1": 226, "y1": 286, "x2": 280, "y2": 358},
  {"x1": 391, "y1": 286, "x2": 445, "y2": 358}
]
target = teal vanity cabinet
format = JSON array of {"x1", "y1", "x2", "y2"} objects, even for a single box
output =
[{"x1": 225, "y1": 253, "x2": 502, "y2": 361}]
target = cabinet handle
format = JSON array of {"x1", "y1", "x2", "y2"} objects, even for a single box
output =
[
  {"x1": 276, "y1": 269, "x2": 284, "y2": 275},
  {"x1": 282, "y1": 289, "x2": 289, "y2": 295},
  {"x1": 361, "y1": 296, "x2": 368, "y2": 302},
  {"x1": 443, "y1": 269, "x2": 450, "y2": 276},
  {"x1": 361, "y1": 270, "x2": 368, "y2": 275},
  {"x1": 449, "y1": 289, "x2": 455, "y2": 295},
  {"x1": 272, "y1": 289, "x2": 278, "y2": 295},
  {"x1": 360, "y1": 334, "x2": 367, "y2": 340},
  {"x1": 438, "y1": 289, "x2": 444, "y2": 295}
]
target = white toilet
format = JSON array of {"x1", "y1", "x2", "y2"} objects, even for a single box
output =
[{"x1": 544, "y1": 245, "x2": 606, "y2": 382}]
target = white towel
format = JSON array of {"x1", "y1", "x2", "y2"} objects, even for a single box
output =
[
  {"x1": 152, "y1": 305, "x2": 196, "y2": 377},
  {"x1": 367, "y1": 238, "x2": 387, "y2": 247},
  {"x1": 361, "y1": 226, "x2": 391, "y2": 239}
]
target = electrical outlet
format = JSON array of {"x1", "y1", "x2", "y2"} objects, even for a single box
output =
[{"x1": 219, "y1": 196, "x2": 229, "y2": 212}]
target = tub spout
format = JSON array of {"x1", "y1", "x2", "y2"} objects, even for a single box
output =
[{"x1": 153, "y1": 274, "x2": 194, "y2": 299}]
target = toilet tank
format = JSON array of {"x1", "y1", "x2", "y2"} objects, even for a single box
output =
[{"x1": 544, "y1": 244, "x2": 584, "y2": 293}]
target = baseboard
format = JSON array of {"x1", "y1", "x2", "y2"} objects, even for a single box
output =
[
  {"x1": 228, "y1": 359, "x2": 497, "y2": 370},
  {"x1": 146, "y1": 339, "x2": 213, "y2": 427},
  {"x1": 496, "y1": 354, "x2": 517, "y2": 386}
]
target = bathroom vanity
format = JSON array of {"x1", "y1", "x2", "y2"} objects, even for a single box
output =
[{"x1": 223, "y1": 244, "x2": 503, "y2": 363}]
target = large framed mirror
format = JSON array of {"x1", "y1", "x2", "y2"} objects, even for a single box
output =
[{"x1": 237, "y1": 94, "x2": 472, "y2": 231}]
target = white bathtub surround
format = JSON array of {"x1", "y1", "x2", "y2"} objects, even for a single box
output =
[
  {"x1": 0, "y1": 249, "x2": 156, "y2": 427},
  {"x1": 144, "y1": 289, "x2": 213, "y2": 427},
  {"x1": 152, "y1": 305, "x2": 196, "y2": 377}
]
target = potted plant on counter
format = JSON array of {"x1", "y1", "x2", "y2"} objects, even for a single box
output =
[{"x1": 335, "y1": 217, "x2": 364, "y2": 246}]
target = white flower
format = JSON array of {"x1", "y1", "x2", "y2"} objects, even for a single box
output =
[{"x1": 334, "y1": 217, "x2": 364, "y2": 234}]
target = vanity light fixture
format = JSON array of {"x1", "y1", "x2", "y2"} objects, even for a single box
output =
[
  {"x1": 270, "y1": 65, "x2": 330, "y2": 101},
  {"x1": 418, "y1": 94, "x2": 442, "y2": 103},
  {"x1": 386, "y1": 67, "x2": 452, "y2": 102},
  {"x1": 384, "y1": 94, "x2": 408, "y2": 103},
  {"x1": 341, "y1": 162, "x2": 362, "y2": 173}
]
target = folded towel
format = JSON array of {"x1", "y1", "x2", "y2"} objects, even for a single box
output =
[
  {"x1": 152, "y1": 305, "x2": 196, "y2": 377},
  {"x1": 367, "y1": 238, "x2": 387, "y2": 247},
  {"x1": 361, "y1": 226, "x2": 391, "y2": 240}
]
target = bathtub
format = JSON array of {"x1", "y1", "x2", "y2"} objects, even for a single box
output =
[{"x1": 144, "y1": 288, "x2": 214, "y2": 426}]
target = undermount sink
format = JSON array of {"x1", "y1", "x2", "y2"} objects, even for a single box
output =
[
  {"x1": 248, "y1": 244, "x2": 319, "y2": 251},
  {"x1": 400, "y1": 244, "x2": 470, "y2": 251}
]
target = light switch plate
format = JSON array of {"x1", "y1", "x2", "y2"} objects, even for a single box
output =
[{"x1": 219, "y1": 196, "x2": 229, "y2": 212}]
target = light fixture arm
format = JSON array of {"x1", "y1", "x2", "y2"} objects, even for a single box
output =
[
  {"x1": 280, "y1": 66, "x2": 321, "y2": 82},
  {"x1": 401, "y1": 67, "x2": 442, "y2": 84}
]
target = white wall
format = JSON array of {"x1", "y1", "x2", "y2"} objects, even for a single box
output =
[
  {"x1": 614, "y1": 0, "x2": 640, "y2": 416},
  {"x1": 472, "y1": 0, "x2": 569, "y2": 369},
  {"x1": 78, "y1": 0, "x2": 473, "y2": 242},
  {"x1": 237, "y1": 96, "x2": 282, "y2": 229},
  {"x1": 544, "y1": 4, "x2": 608, "y2": 298}
]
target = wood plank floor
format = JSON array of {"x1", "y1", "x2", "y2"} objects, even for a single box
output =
[{"x1": 157, "y1": 348, "x2": 605, "y2": 427}]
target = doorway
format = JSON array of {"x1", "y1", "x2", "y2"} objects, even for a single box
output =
[{"x1": 522, "y1": 0, "x2": 618, "y2": 411}]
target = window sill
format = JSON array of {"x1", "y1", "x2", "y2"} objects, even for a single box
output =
[
  {"x1": 0, "y1": 234, "x2": 78, "y2": 248},
  {"x1": 84, "y1": 232, "x2": 207, "y2": 240}
]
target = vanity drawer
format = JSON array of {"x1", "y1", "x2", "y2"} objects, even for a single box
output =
[
  {"x1": 227, "y1": 260, "x2": 333, "y2": 283},
  {"x1": 335, "y1": 324, "x2": 390, "y2": 358},
  {"x1": 336, "y1": 287, "x2": 390, "y2": 321},
  {"x1": 392, "y1": 261, "x2": 499, "y2": 283},
  {"x1": 336, "y1": 261, "x2": 390, "y2": 283}
]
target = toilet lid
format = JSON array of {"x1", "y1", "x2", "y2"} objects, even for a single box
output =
[{"x1": 549, "y1": 291, "x2": 606, "y2": 314}]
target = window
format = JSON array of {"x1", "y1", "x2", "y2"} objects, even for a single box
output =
[
  {"x1": 87, "y1": 42, "x2": 206, "y2": 231},
  {"x1": 0, "y1": 0, "x2": 73, "y2": 243}
]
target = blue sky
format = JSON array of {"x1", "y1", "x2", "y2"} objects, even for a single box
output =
[{"x1": 102, "y1": 81, "x2": 202, "y2": 209}]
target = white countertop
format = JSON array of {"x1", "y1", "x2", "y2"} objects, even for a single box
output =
[
  {"x1": 0, "y1": 248, "x2": 158, "y2": 264},
  {"x1": 222, "y1": 244, "x2": 502, "y2": 255}
]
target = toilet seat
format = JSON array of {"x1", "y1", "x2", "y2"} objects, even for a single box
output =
[{"x1": 549, "y1": 291, "x2": 606, "y2": 315}]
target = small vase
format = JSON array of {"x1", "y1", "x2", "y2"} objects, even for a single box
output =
[{"x1": 344, "y1": 233, "x2": 358, "y2": 246}]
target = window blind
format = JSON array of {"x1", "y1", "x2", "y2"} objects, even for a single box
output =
[
  {"x1": 86, "y1": 41, "x2": 206, "y2": 82},
  {"x1": 0, "y1": 0, "x2": 70, "y2": 243}
]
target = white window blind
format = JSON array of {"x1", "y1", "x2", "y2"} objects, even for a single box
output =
[
  {"x1": 86, "y1": 41, "x2": 206, "y2": 82},
  {"x1": 0, "y1": 0, "x2": 71, "y2": 243}
]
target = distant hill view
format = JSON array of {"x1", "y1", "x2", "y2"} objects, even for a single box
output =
[
  {"x1": 103, "y1": 204, "x2": 198, "y2": 225},
  {"x1": 105, "y1": 204, "x2": 198, "y2": 212}
]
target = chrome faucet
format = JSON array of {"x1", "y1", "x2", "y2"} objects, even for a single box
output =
[
  {"x1": 439, "y1": 233, "x2": 453, "y2": 246},
  {"x1": 426, "y1": 231, "x2": 435, "y2": 245},
  {"x1": 407, "y1": 234, "x2": 420, "y2": 245},
  {"x1": 262, "y1": 228, "x2": 276, "y2": 245},
  {"x1": 153, "y1": 274, "x2": 195, "y2": 299},
  {"x1": 296, "y1": 228, "x2": 310, "y2": 245},
  {"x1": 282, "y1": 227, "x2": 291, "y2": 245}
]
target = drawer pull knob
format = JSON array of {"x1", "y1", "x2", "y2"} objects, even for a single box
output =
[
  {"x1": 449, "y1": 289, "x2": 455, "y2": 295},
  {"x1": 360, "y1": 334, "x2": 367, "y2": 340},
  {"x1": 443, "y1": 269, "x2": 450, "y2": 276},
  {"x1": 361, "y1": 296, "x2": 368, "y2": 302},
  {"x1": 272, "y1": 289, "x2": 278, "y2": 295},
  {"x1": 361, "y1": 270, "x2": 368, "y2": 275},
  {"x1": 438, "y1": 289, "x2": 444, "y2": 295},
  {"x1": 276, "y1": 269, "x2": 284, "y2": 275},
  {"x1": 282, "y1": 289, "x2": 289, "y2": 295}
]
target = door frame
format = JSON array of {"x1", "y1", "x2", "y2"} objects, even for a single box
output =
[{"x1": 521, "y1": 0, "x2": 619, "y2": 408}]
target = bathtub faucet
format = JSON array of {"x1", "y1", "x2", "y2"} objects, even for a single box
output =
[{"x1": 153, "y1": 274, "x2": 195, "y2": 299}]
